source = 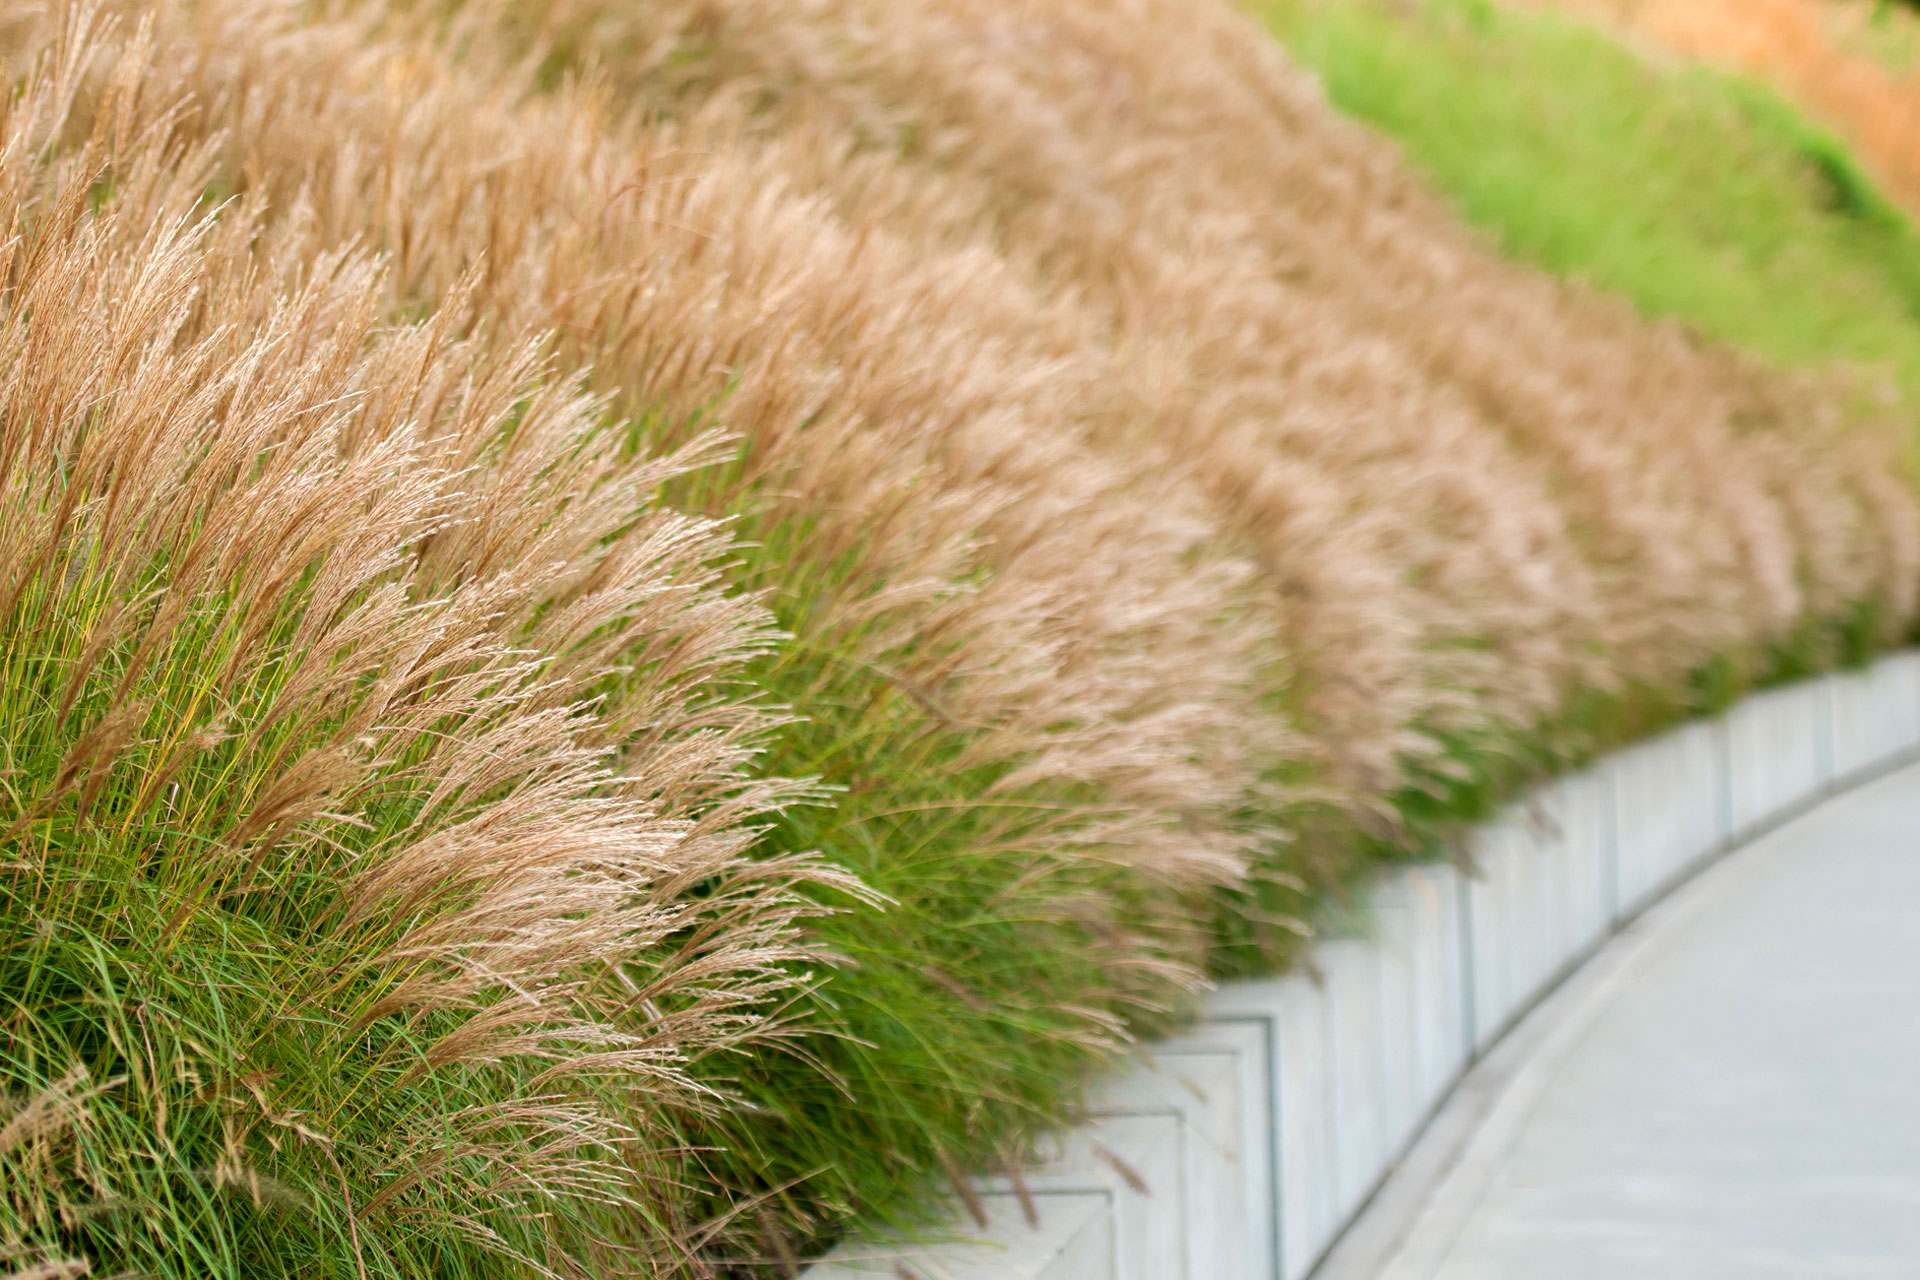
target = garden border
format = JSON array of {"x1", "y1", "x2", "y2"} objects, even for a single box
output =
[{"x1": 806, "y1": 653, "x2": 1920, "y2": 1280}]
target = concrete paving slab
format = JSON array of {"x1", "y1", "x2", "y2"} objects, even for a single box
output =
[
  {"x1": 1830, "y1": 657, "x2": 1920, "y2": 783},
  {"x1": 1608, "y1": 721, "x2": 1724, "y2": 920},
  {"x1": 1725, "y1": 683, "x2": 1828, "y2": 837},
  {"x1": 1400, "y1": 762, "x2": 1920, "y2": 1279},
  {"x1": 1210, "y1": 975, "x2": 1342, "y2": 1279},
  {"x1": 1368, "y1": 894, "x2": 1423, "y2": 1184},
  {"x1": 1394, "y1": 865, "x2": 1471, "y2": 1121},
  {"x1": 808, "y1": 1192, "x2": 1114, "y2": 1279},
  {"x1": 1545, "y1": 771, "x2": 1614, "y2": 971},
  {"x1": 1326, "y1": 940, "x2": 1391, "y2": 1224},
  {"x1": 1091, "y1": 1048, "x2": 1248, "y2": 1280},
  {"x1": 1465, "y1": 819, "x2": 1531, "y2": 1051},
  {"x1": 1154, "y1": 1021, "x2": 1273, "y2": 1280}
]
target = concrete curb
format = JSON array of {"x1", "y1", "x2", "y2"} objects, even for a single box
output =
[{"x1": 804, "y1": 653, "x2": 1920, "y2": 1280}]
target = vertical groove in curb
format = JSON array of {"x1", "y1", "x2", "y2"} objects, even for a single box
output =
[
  {"x1": 1713, "y1": 714, "x2": 1734, "y2": 848},
  {"x1": 1599, "y1": 764, "x2": 1621, "y2": 929},
  {"x1": 1455, "y1": 864, "x2": 1477, "y2": 1076},
  {"x1": 1816, "y1": 676, "x2": 1837, "y2": 791},
  {"x1": 1266, "y1": 1012, "x2": 1286, "y2": 1280}
]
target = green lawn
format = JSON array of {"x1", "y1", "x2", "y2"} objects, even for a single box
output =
[{"x1": 1255, "y1": 0, "x2": 1920, "y2": 419}]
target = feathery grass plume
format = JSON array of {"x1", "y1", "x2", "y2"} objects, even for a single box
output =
[
  {"x1": 6, "y1": 0, "x2": 1290, "y2": 1258},
  {"x1": 428, "y1": 0, "x2": 1604, "y2": 782},
  {"x1": 449, "y1": 0, "x2": 1589, "y2": 817},
  {"x1": 0, "y1": 13, "x2": 853, "y2": 1275},
  {"x1": 0, "y1": 1070, "x2": 104, "y2": 1280},
  {"x1": 157, "y1": 0, "x2": 1278, "y2": 882},
  {"x1": 493, "y1": 0, "x2": 1918, "y2": 766},
  {"x1": 446, "y1": 0, "x2": 1920, "y2": 1028}
]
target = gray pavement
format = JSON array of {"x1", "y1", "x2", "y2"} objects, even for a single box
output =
[{"x1": 1409, "y1": 762, "x2": 1920, "y2": 1279}]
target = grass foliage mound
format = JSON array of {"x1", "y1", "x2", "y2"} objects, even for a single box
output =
[{"x1": 1, "y1": 0, "x2": 1917, "y2": 1273}]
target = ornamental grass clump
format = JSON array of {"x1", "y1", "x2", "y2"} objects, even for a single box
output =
[
  {"x1": 15, "y1": 0, "x2": 1290, "y2": 1253},
  {"x1": 0, "y1": 17, "x2": 853, "y2": 1275},
  {"x1": 448, "y1": 0, "x2": 1919, "y2": 812},
  {"x1": 2, "y1": 0, "x2": 1919, "y2": 1273},
  {"x1": 368, "y1": 0, "x2": 1919, "y2": 1247}
]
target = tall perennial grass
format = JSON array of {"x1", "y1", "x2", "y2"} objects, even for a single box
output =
[{"x1": 0, "y1": 0, "x2": 1914, "y2": 1271}]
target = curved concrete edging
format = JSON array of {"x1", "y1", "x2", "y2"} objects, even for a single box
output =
[
  {"x1": 806, "y1": 654, "x2": 1920, "y2": 1280},
  {"x1": 1309, "y1": 778, "x2": 1785, "y2": 1280}
]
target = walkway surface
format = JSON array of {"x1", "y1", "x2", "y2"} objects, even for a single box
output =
[{"x1": 1375, "y1": 761, "x2": 1920, "y2": 1280}]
